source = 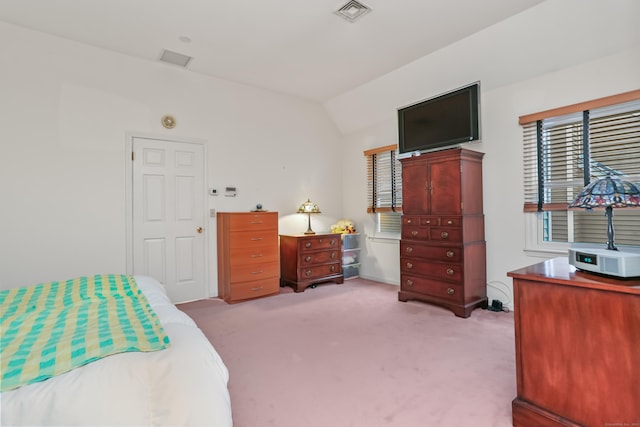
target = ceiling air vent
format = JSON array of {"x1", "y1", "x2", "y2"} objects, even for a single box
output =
[
  {"x1": 335, "y1": 0, "x2": 372, "y2": 22},
  {"x1": 159, "y1": 49, "x2": 192, "y2": 68}
]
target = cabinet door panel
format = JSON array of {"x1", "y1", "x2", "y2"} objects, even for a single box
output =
[
  {"x1": 430, "y1": 159, "x2": 461, "y2": 214},
  {"x1": 401, "y1": 160, "x2": 428, "y2": 214}
]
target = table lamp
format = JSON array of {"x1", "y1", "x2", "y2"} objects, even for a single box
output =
[
  {"x1": 297, "y1": 199, "x2": 321, "y2": 235},
  {"x1": 568, "y1": 173, "x2": 640, "y2": 250}
]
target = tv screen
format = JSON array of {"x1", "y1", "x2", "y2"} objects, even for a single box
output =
[{"x1": 398, "y1": 83, "x2": 480, "y2": 154}]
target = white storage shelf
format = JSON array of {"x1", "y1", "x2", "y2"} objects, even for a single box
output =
[{"x1": 341, "y1": 234, "x2": 360, "y2": 280}]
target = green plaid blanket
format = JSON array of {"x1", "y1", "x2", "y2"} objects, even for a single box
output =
[{"x1": 0, "y1": 274, "x2": 170, "y2": 392}]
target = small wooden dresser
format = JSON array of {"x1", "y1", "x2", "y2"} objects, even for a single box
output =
[
  {"x1": 279, "y1": 234, "x2": 344, "y2": 292},
  {"x1": 217, "y1": 211, "x2": 280, "y2": 303}
]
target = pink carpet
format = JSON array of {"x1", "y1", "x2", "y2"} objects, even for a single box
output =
[{"x1": 179, "y1": 278, "x2": 515, "y2": 427}]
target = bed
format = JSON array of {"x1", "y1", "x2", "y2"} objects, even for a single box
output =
[{"x1": 1, "y1": 274, "x2": 233, "y2": 427}]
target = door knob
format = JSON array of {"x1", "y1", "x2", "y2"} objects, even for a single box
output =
[{"x1": 196, "y1": 227, "x2": 203, "y2": 234}]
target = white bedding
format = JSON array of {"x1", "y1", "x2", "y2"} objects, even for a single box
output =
[{"x1": 1, "y1": 275, "x2": 233, "y2": 427}]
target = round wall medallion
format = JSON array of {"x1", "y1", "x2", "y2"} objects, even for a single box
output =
[{"x1": 161, "y1": 115, "x2": 176, "y2": 129}]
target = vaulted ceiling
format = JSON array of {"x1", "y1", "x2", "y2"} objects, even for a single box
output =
[{"x1": 0, "y1": 0, "x2": 545, "y2": 102}]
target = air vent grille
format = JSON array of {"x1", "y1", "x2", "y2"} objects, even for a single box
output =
[
  {"x1": 159, "y1": 49, "x2": 192, "y2": 68},
  {"x1": 335, "y1": 0, "x2": 372, "y2": 22}
]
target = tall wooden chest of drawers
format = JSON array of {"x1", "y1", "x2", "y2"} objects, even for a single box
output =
[
  {"x1": 398, "y1": 148, "x2": 487, "y2": 318},
  {"x1": 279, "y1": 234, "x2": 344, "y2": 292},
  {"x1": 217, "y1": 211, "x2": 280, "y2": 303}
]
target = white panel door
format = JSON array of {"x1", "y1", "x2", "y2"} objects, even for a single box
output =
[{"x1": 132, "y1": 137, "x2": 206, "y2": 302}]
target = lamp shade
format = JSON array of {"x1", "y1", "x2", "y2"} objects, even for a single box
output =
[
  {"x1": 568, "y1": 174, "x2": 640, "y2": 209},
  {"x1": 297, "y1": 199, "x2": 321, "y2": 235},
  {"x1": 297, "y1": 199, "x2": 321, "y2": 214},
  {"x1": 568, "y1": 173, "x2": 640, "y2": 251}
]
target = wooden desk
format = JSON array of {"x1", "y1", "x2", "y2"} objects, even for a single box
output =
[{"x1": 508, "y1": 257, "x2": 640, "y2": 427}]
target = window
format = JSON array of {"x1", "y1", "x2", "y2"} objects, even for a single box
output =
[
  {"x1": 520, "y1": 90, "x2": 640, "y2": 253},
  {"x1": 364, "y1": 144, "x2": 403, "y2": 235}
]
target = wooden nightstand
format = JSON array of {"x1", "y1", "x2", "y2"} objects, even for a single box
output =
[{"x1": 279, "y1": 234, "x2": 344, "y2": 292}]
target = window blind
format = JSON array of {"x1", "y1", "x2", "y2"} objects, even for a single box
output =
[
  {"x1": 521, "y1": 92, "x2": 640, "y2": 246},
  {"x1": 522, "y1": 99, "x2": 640, "y2": 211},
  {"x1": 364, "y1": 145, "x2": 402, "y2": 213}
]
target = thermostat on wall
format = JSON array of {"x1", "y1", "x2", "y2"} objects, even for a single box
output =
[{"x1": 225, "y1": 186, "x2": 237, "y2": 197}]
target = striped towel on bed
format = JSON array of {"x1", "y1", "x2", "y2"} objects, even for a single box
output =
[{"x1": 0, "y1": 274, "x2": 170, "y2": 392}]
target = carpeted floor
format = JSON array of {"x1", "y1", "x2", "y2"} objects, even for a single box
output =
[{"x1": 178, "y1": 278, "x2": 516, "y2": 427}]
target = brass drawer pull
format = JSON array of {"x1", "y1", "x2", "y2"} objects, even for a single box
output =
[
  {"x1": 250, "y1": 221, "x2": 263, "y2": 224},
  {"x1": 330, "y1": 252, "x2": 336, "y2": 259},
  {"x1": 330, "y1": 265, "x2": 336, "y2": 272},
  {"x1": 446, "y1": 268, "x2": 455, "y2": 276},
  {"x1": 446, "y1": 250, "x2": 455, "y2": 258},
  {"x1": 406, "y1": 262, "x2": 413, "y2": 269},
  {"x1": 305, "y1": 269, "x2": 312, "y2": 276},
  {"x1": 447, "y1": 220, "x2": 453, "y2": 225},
  {"x1": 251, "y1": 253, "x2": 264, "y2": 258},
  {"x1": 251, "y1": 270, "x2": 264, "y2": 275},
  {"x1": 447, "y1": 287, "x2": 455, "y2": 295},
  {"x1": 406, "y1": 246, "x2": 413, "y2": 254},
  {"x1": 440, "y1": 231, "x2": 449, "y2": 239},
  {"x1": 411, "y1": 230, "x2": 418, "y2": 236},
  {"x1": 425, "y1": 219, "x2": 431, "y2": 224},
  {"x1": 305, "y1": 242, "x2": 312, "y2": 248},
  {"x1": 250, "y1": 237, "x2": 264, "y2": 241},
  {"x1": 407, "y1": 218, "x2": 413, "y2": 224},
  {"x1": 251, "y1": 286, "x2": 264, "y2": 292},
  {"x1": 406, "y1": 279, "x2": 414, "y2": 287},
  {"x1": 330, "y1": 239, "x2": 336, "y2": 245},
  {"x1": 305, "y1": 256, "x2": 312, "y2": 262}
]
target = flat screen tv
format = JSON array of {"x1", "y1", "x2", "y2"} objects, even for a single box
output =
[{"x1": 398, "y1": 82, "x2": 480, "y2": 155}]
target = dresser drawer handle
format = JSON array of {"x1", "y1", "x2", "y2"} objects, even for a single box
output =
[
  {"x1": 250, "y1": 237, "x2": 264, "y2": 241},
  {"x1": 406, "y1": 279, "x2": 414, "y2": 287},
  {"x1": 330, "y1": 239, "x2": 336, "y2": 246},
  {"x1": 446, "y1": 268, "x2": 454, "y2": 276},
  {"x1": 251, "y1": 286, "x2": 264, "y2": 292},
  {"x1": 405, "y1": 246, "x2": 413, "y2": 254},
  {"x1": 330, "y1": 252, "x2": 336, "y2": 259},
  {"x1": 250, "y1": 221, "x2": 263, "y2": 224},
  {"x1": 446, "y1": 250, "x2": 454, "y2": 258},
  {"x1": 251, "y1": 253, "x2": 264, "y2": 258},
  {"x1": 251, "y1": 270, "x2": 264, "y2": 275},
  {"x1": 411, "y1": 230, "x2": 418, "y2": 236},
  {"x1": 305, "y1": 269, "x2": 312, "y2": 276},
  {"x1": 330, "y1": 265, "x2": 336, "y2": 272},
  {"x1": 440, "y1": 231, "x2": 449, "y2": 239},
  {"x1": 305, "y1": 242, "x2": 312, "y2": 248},
  {"x1": 447, "y1": 220, "x2": 453, "y2": 225},
  {"x1": 406, "y1": 262, "x2": 413, "y2": 269},
  {"x1": 407, "y1": 218, "x2": 413, "y2": 224},
  {"x1": 305, "y1": 255, "x2": 312, "y2": 262},
  {"x1": 447, "y1": 287, "x2": 455, "y2": 295},
  {"x1": 425, "y1": 219, "x2": 431, "y2": 224}
]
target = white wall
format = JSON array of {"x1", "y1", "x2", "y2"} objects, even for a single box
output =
[
  {"x1": 0, "y1": 22, "x2": 344, "y2": 291},
  {"x1": 2, "y1": 0, "x2": 639, "y2": 308},
  {"x1": 330, "y1": 0, "x2": 640, "y2": 308}
]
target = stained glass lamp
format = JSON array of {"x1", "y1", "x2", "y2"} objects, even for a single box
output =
[
  {"x1": 568, "y1": 173, "x2": 640, "y2": 251},
  {"x1": 297, "y1": 199, "x2": 321, "y2": 235}
]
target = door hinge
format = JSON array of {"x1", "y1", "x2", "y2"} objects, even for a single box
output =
[{"x1": 131, "y1": 151, "x2": 135, "y2": 161}]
